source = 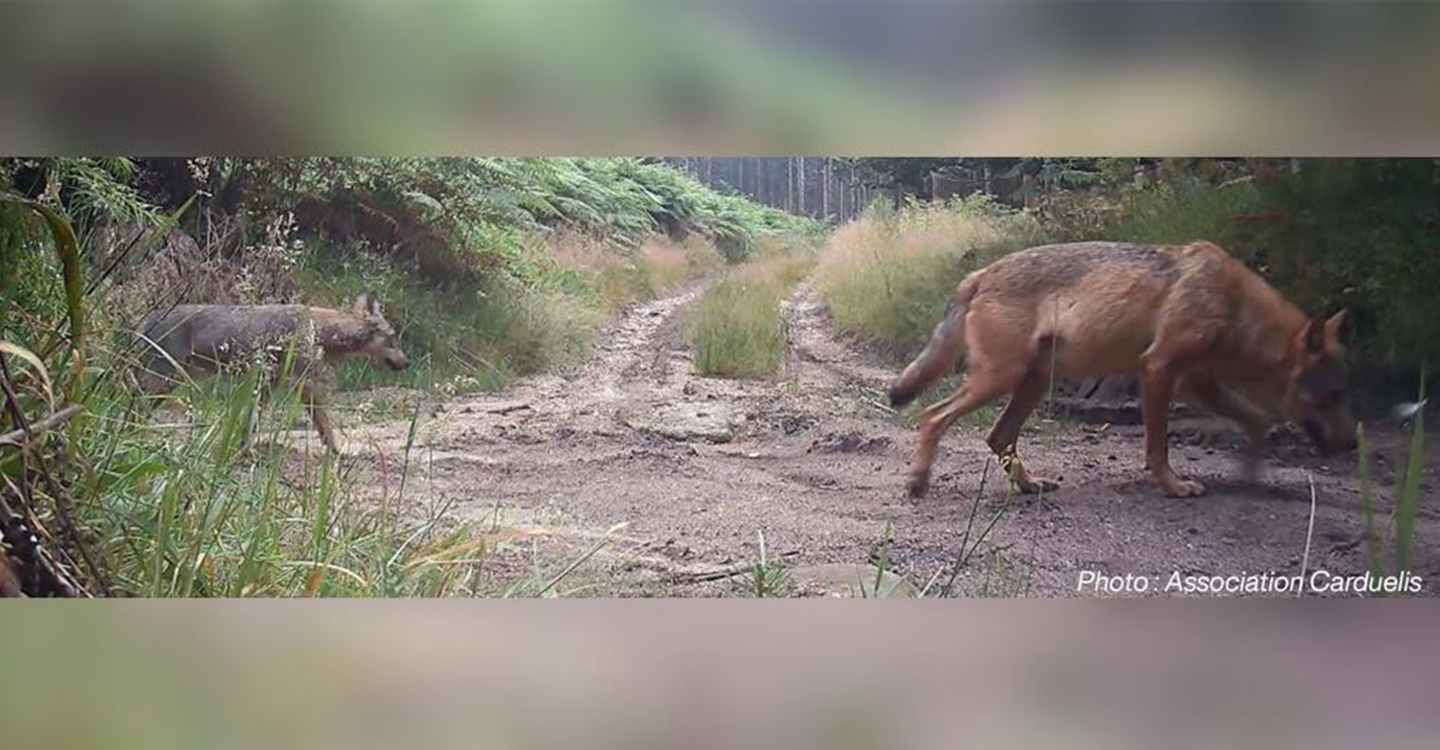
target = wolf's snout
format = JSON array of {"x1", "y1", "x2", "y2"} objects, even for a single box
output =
[{"x1": 387, "y1": 352, "x2": 410, "y2": 371}]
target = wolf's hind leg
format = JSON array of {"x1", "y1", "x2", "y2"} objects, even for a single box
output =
[
  {"x1": 985, "y1": 368, "x2": 1059, "y2": 494},
  {"x1": 908, "y1": 364, "x2": 1019, "y2": 499}
]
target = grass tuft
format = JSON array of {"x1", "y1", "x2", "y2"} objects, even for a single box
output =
[{"x1": 687, "y1": 252, "x2": 810, "y2": 379}]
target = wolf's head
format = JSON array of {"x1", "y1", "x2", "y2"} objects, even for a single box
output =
[
  {"x1": 1284, "y1": 309, "x2": 1356, "y2": 454},
  {"x1": 351, "y1": 293, "x2": 409, "y2": 371}
]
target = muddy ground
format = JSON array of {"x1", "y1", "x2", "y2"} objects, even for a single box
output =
[{"x1": 337, "y1": 278, "x2": 1439, "y2": 597}]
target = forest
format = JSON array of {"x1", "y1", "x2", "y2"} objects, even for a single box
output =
[{"x1": 1, "y1": 156, "x2": 1434, "y2": 597}]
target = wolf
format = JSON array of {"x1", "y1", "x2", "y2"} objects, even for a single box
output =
[
  {"x1": 137, "y1": 294, "x2": 408, "y2": 453},
  {"x1": 888, "y1": 241, "x2": 1355, "y2": 498}
]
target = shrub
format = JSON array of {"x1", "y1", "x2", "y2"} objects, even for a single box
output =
[{"x1": 1093, "y1": 160, "x2": 1440, "y2": 386}]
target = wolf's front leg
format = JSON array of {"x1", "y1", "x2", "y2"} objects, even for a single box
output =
[
  {"x1": 1179, "y1": 376, "x2": 1270, "y2": 483},
  {"x1": 302, "y1": 380, "x2": 341, "y2": 454},
  {"x1": 1141, "y1": 366, "x2": 1205, "y2": 497}
]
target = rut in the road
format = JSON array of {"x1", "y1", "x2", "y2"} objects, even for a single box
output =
[{"x1": 339, "y1": 276, "x2": 921, "y2": 595}]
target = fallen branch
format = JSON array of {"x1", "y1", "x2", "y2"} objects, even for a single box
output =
[
  {"x1": 0, "y1": 481, "x2": 87, "y2": 597},
  {"x1": 674, "y1": 550, "x2": 801, "y2": 583},
  {"x1": 0, "y1": 404, "x2": 82, "y2": 448},
  {"x1": 0, "y1": 354, "x2": 108, "y2": 595},
  {"x1": 862, "y1": 398, "x2": 897, "y2": 415}
]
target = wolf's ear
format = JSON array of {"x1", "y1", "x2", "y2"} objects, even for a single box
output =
[
  {"x1": 353, "y1": 293, "x2": 380, "y2": 316},
  {"x1": 1324, "y1": 308, "x2": 1349, "y2": 343}
]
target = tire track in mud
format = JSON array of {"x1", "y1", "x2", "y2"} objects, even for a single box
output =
[{"x1": 343, "y1": 278, "x2": 1440, "y2": 597}]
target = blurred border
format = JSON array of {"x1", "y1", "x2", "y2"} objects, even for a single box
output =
[
  {"x1": 3, "y1": 601, "x2": 1439, "y2": 750},
  {"x1": 6, "y1": 3, "x2": 1440, "y2": 748},
  {"x1": 3, "y1": 1, "x2": 1440, "y2": 155}
]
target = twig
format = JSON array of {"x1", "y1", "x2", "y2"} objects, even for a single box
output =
[
  {"x1": 0, "y1": 470, "x2": 87, "y2": 597},
  {"x1": 536, "y1": 522, "x2": 629, "y2": 596},
  {"x1": 862, "y1": 398, "x2": 898, "y2": 415},
  {"x1": 1298, "y1": 472, "x2": 1318, "y2": 598},
  {"x1": 0, "y1": 404, "x2": 82, "y2": 448},
  {"x1": 938, "y1": 458, "x2": 992, "y2": 597},
  {"x1": 0, "y1": 353, "x2": 107, "y2": 595},
  {"x1": 676, "y1": 550, "x2": 801, "y2": 583}
]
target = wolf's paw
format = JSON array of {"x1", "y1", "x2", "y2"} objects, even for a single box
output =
[
  {"x1": 906, "y1": 470, "x2": 931, "y2": 499},
  {"x1": 1162, "y1": 478, "x2": 1206, "y2": 497},
  {"x1": 1239, "y1": 455, "x2": 1263, "y2": 483}
]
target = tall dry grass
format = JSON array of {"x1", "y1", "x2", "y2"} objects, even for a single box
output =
[
  {"x1": 812, "y1": 197, "x2": 1045, "y2": 359},
  {"x1": 551, "y1": 231, "x2": 724, "y2": 314}
]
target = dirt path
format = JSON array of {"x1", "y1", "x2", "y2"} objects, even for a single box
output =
[{"x1": 343, "y1": 279, "x2": 1440, "y2": 597}]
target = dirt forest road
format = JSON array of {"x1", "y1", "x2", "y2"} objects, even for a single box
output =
[{"x1": 344, "y1": 278, "x2": 1440, "y2": 597}]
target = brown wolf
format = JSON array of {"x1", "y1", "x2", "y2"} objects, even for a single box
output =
[
  {"x1": 137, "y1": 294, "x2": 408, "y2": 453},
  {"x1": 889, "y1": 241, "x2": 1355, "y2": 498}
]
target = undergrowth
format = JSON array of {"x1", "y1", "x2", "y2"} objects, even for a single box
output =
[{"x1": 0, "y1": 157, "x2": 805, "y2": 597}]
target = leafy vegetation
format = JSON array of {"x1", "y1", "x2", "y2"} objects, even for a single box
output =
[
  {"x1": 821, "y1": 158, "x2": 1438, "y2": 394},
  {"x1": 3, "y1": 156, "x2": 1434, "y2": 598},
  {"x1": 0, "y1": 157, "x2": 814, "y2": 597},
  {"x1": 1058, "y1": 159, "x2": 1440, "y2": 386},
  {"x1": 1357, "y1": 371, "x2": 1428, "y2": 586}
]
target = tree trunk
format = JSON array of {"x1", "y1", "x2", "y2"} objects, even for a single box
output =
[
  {"x1": 787, "y1": 158, "x2": 795, "y2": 212},
  {"x1": 797, "y1": 157, "x2": 806, "y2": 215},
  {"x1": 821, "y1": 158, "x2": 831, "y2": 222}
]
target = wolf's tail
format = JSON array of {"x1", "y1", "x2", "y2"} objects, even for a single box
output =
[{"x1": 888, "y1": 276, "x2": 977, "y2": 408}]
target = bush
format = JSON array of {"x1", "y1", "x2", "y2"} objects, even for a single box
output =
[
  {"x1": 1093, "y1": 160, "x2": 1440, "y2": 385},
  {"x1": 295, "y1": 241, "x2": 596, "y2": 393}
]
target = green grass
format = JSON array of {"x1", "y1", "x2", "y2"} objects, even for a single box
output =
[
  {"x1": 687, "y1": 253, "x2": 810, "y2": 379},
  {"x1": 2, "y1": 157, "x2": 821, "y2": 598},
  {"x1": 51, "y1": 350, "x2": 616, "y2": 597},
  {"x1": 66, "y1": 353, "x2": 459, "y2": 596},
  {"x1": 743, "y1": 530, "x2": 790, "y2": 598},
  {"x1": 296, "y1": 242, "x2": 597, "y2": 395},
  {"x1": 1, "y1": 198, "x2": 618, "y2": 598},
  {"x1": 1357, "y1": 369, "x2": 1428, "y2": 586},
  {"x1": 556, "y1": 234, "x2": 725, "y2": 315}
]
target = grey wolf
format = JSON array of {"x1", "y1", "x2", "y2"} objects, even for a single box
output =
[{"x1": 137, "y1": 294, "x2": 408, "y2": 452}]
